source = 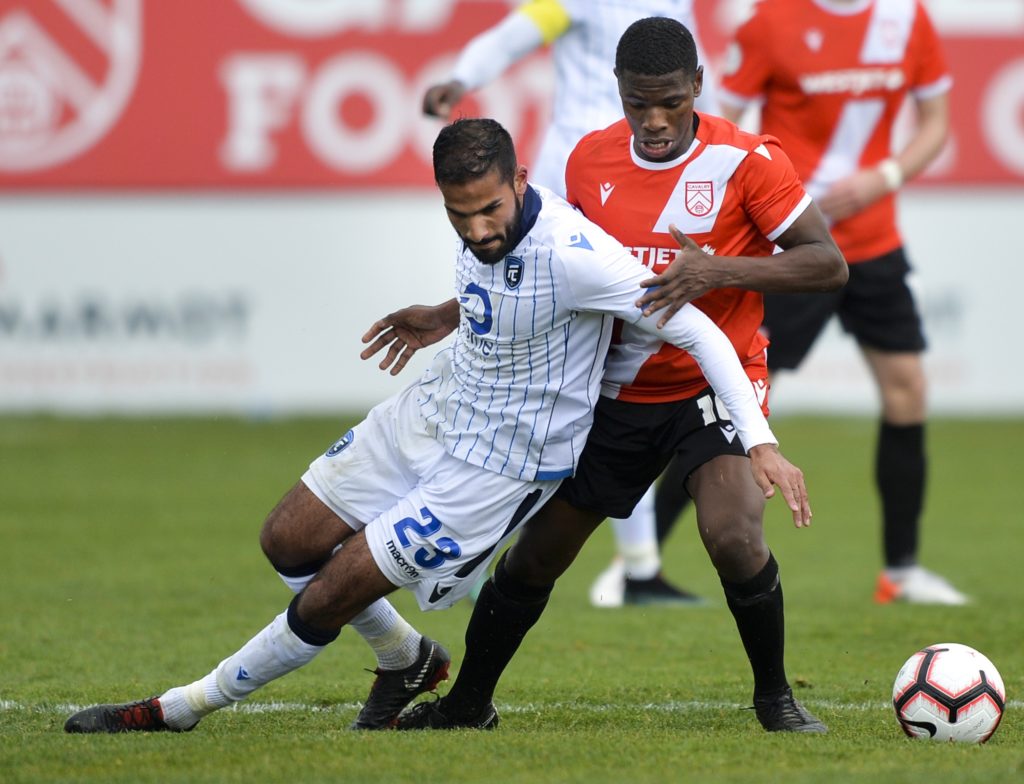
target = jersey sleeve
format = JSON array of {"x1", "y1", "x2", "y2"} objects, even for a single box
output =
[
  {"x1": 450, "y1": 7, "x2": 548, "y2": 90},
  {"x1": 551, "y1": 217, "x2": 777, "y2": 451},
  {"x1": 563, "y1": 134, "x2": 593, "y2": 210},
  {"x1": 518, "y1": 0, "x2": 572, "y2": 44},
  {"x1": 734, "y1": 138, "x2": 811, "y2": 242},
  {"x1": 907, "y1": 2, "x2": 952, "y2": 98},
  {"x1": 719, "y1": 7, "x2": 774, "y2": 108}
]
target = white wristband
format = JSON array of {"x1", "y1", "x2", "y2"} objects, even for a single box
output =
[{"x1": 877, "y1": 158, "x2": 904, "y2": 192}]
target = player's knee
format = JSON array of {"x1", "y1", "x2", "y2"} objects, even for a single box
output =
[
  {"x1": 493, "y1": 551, "x2": 553, "y2": 603},
  {"x1": 503, "y1": 538, "x2": 567, "y2": 586},
  {"x1": 700, "y1": 511, "x2": 767, "y2": 573}
]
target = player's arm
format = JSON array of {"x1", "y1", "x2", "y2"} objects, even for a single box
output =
[
  {"x1": 423, "y1": 1, "x2": 570, "y2": 120},
  {"x1": 558, "y1": 234, "x2": 810, "y2": 525},
  {"x1": 635, "y1": 205, "x2": 846, "y2": 326},
  {"x1": 360, "y1": 299, "x2": 459, "y2": 375},
  {"x1": 636, "y1": 143, "x2": 848, "y2": 325},
  {"x1": 817, "y1": 91, "x2": 949, "y2": 222}
]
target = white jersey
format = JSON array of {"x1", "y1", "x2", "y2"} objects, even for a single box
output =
[
  {"x1": 450, "y1": 0, "x2": 718, "y2": 195},
  {"x1": 417, "y1": 184, "x2": 776, "y2": 483}
]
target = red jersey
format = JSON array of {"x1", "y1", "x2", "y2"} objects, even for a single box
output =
[
  {"x1": 720, "y1": 0, "x2": 950, "y2": 262},
  {"x1": 566, "y1": 114, "x2": 810, "y2": 404}
]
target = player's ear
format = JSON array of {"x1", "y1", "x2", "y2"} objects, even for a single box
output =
[
  {"x1": 514, "y1": 164, "x2": 528, "y2": 195},
  {"x1": 693, "y1": 65, "x2": 704, "y2": 99}
]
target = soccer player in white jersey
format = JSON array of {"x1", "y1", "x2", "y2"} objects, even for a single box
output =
[
  {"x1": 63, "y1": 118, "x2": 811, "y2": 735},
  {"x1": 424, "y1": 0, "x2": 721, "y2": 608}
]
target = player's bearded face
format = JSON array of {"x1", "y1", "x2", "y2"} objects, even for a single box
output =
[
  {"x1": 442, "y1": 166, "x2": 528, "y2": 264},
  {"x1": 618, "y1": 67, "x2": 703, "y2": 162}
]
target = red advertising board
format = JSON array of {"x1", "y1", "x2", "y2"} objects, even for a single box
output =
[{"x1": 0, "y1": 0, "x2": 1021, "y2": 189}]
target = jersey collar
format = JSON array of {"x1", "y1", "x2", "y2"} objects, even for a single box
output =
[
  {"x1": 812, "y1": 0, "x2": 873, "y2": 15},
  {"x1": 520, "y1": 184, "x2": 541, "y2": 237},
  {"x1": 628, "y1": 114, "x2": 703, "y2": 171}
]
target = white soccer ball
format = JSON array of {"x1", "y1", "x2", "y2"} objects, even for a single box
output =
[{"x1": 892, "y1": 642, "x2": 1006, "y2": 743}]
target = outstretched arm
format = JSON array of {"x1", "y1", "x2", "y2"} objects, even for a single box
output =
[
  {"x1": 360, "y1": 299, "x2": 459, "y2": 375},
  {"x1": 423, "y1": 4, "x2": 564, "y2": 120}
]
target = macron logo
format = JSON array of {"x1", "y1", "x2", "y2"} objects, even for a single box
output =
[
  {"x1": 600, "y1": 182, "x2": 615, "y2": 205},
  {"x1": 236, "y1": 666, "x2": 251, "y2": 681},
  {"x1": 569, "y1": 232, "x2": 593, "y2": 250}
]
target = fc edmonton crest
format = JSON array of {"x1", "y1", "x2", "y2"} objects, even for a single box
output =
[
  {"x1": 325, "y1": 429, "x2": 354, "y2": 456},
  {"x1": 685, "y1": 181, "x2": 714, "y2": 216},
  {"x1": 504, "y1": 256, "x2": 524, "y2": 289}
]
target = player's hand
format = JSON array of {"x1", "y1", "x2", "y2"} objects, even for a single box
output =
[
  {"x1": 636, "y1": 224, "x2": 718, "y2": 328},
  {"x1": 361, "y1": 303, "x2": 458, "y2": 376},
  {"x1": 423, "y1": 80, "x2": 467, "y2": 121},
  {"x1": 817, "y1": 168, "x2": 889, "y2": 222},
  {"x1": 747, "y1": 443, "x2": 812, "y2": 528}
]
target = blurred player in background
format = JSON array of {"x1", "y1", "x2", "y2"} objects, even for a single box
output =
[
  {"x1": 704, "y1": 0, "x2": 967, "y2": 605},
  {"x1": 423, "y1": 0, "x2": 721, "y2": 608},
  {"x1": 395, "y1": 18, "x2": 847, "y2": 732},
  {"x1": 63, "y1": 118, "x2": 806, "y2": 735}
]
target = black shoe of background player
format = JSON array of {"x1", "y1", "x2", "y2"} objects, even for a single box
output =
[
  {"x1": 349, "y1": 636, "x2": 451, "y2": 730},
  {"x1": 754, "y1": 687, "x2": 828, "y2": 733},
  {"x1": 394, "y1": 697, "x2": 499, "y2": 730},
  {"x1": 623, "y1": 574, "x2": 707, "y2": 606}
]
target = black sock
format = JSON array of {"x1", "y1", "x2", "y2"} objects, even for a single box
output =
[
  {"x1": 720, "y1": 553, "x2": 788, "y2": 700},
  {"x1": 654, "y1": 456, "x2": 692, "y2": 545},
  {"x1": 876, "y1": 422, "x2": 926, "y2": 568},
  {"x1": 443, "y1": 554, "x2": 552, "y2": 716}
]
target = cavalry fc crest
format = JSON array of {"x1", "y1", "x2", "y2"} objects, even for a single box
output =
[
  {"x1": 685, "y1": 181, "x2": 714, "y2": 217},
  {"x1": 0, "y1": 0, "x2": 142, "y2": 172}
]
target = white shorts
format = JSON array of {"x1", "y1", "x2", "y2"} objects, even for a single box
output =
[{"x1": 302, "y1": 381, "x2": 561, "y2": 611}]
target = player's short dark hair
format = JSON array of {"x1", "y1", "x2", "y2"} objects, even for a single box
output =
[
  {"x1": 615, "y1": 17, "x2": 698, "y2": 77},
  {"x1": 433, "y1": 118, "x2": 517, "y2": 186}
]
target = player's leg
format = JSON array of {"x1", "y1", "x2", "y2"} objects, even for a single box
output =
[
  {"x1": 261, "y1": 478, "x2": 431, "y2": 712},
  {"x1": 64, "y1": 497, "x2": 400, "y2": 734},
  {"x1": 653, "y1": 452, "x2": 692, "y2": 545},
  {"x1": 674, "y1": 382, "x2": 825, "y2": 733},
  {"x1": 842, "y1": 250, "x2": 967, "y2": 605},
  {"x1": 687, "y1": 456, "x2": 825, "y2": 733},
  {"x1": 397, "y1": 496, "x2": 604, "y2": 729},
  {"x1": 64, "y1": 385, "x2": 436, "y2": 734}
]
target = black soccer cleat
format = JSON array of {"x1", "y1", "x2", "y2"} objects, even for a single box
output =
[
  {"x1": 753, "y1": 688, "x2": 828, "y2": 733},
  {"x1": 394, "y1": 697, "x2": 499, "y2": 730},
  {"x1": 64, "y1": 696, "x2": 185, "y2": 734},
  {"x1": 349, "y1": 636, "x2": 451, "y2": 730},
  {"x1": 623, "y1": 574, "x2": 707, "y2": 606}
]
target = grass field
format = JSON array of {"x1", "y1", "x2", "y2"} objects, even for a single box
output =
[{"x1": 2, "y1": 414, "x2": 1022, "y2": 783}]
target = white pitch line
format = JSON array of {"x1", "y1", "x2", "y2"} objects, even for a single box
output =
[{"x1": 3, "y1": 698, "x2": 1022, "y2": 716}]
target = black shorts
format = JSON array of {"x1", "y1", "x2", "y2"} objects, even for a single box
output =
[
  {"x1": 762, "y1": 247, "x2": 926, "y2": 371},
  {"x1": 555, "y1": 388, "x2": 750, "y2": 519}
]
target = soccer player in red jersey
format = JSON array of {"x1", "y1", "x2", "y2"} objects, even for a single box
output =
[
  {"x1": 384, "y1": 18, "x2": 847, "y2": 732},
  {"x1": 710, "y1": 0, "x2": 966, "y2": 605}
]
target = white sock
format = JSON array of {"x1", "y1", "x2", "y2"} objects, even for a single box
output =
[
  {"x1": 349, "y1": 599, "x2": 421, "y2": 670},
  {"x1": 611, "y1": 486, "x2": 660, "y2": 580},
  {"x1": 158, "y1": 609, "x2": 325, "y2": 730}
]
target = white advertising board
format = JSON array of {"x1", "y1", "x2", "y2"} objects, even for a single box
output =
[{"x1": 0, "y1": 190, "x2": 1021, "y2": 415}]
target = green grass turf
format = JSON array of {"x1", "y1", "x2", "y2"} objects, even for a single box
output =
[{"x1": 1, "y1": 415, "x2": 1021, "y2": 783}]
